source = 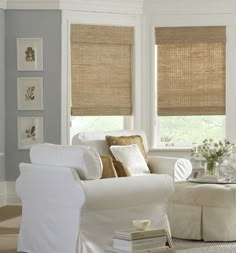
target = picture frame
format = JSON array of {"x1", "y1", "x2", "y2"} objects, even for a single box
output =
[
  {"x1": 191, "y1": 168, "x2": 204, "y2": 179},
  {"x1": 17, "y1": 117, "x2": 44, "y2": 150},
  {"x1": 16, "y1": 38, "x2": 43, "y2": 71},
  {"x1": 17, "y1": 77, "x2": 43, "y2": 110}
]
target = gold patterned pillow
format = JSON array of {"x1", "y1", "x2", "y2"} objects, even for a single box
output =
[
  {"x1": 100, "y1": 155, "x2": 118, "y2": 178},
  {"x1": 113, "y1": 160, "x2": 131, "y2": 177},
  {"x1": 105, "y1": 135, "x2": 147, "y2": 161}
]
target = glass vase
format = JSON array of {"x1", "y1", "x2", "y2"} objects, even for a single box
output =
[{"x1": 205, "y1": 161, "x2": 219, "y2": 176}]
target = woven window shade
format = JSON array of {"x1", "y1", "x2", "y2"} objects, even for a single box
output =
[
  {"x1": 156, "y1": 26, "x2": 226, "y2": 116},
  {"x1": 71, "y1": 24, "x2": 133, "y2": 116}
]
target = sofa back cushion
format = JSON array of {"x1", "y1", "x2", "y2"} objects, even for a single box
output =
[
  {"x1": 30, "y1": 143, "x2": 103, "y2": 180},
  {"x1": 72, "y1": 130, "x2": 148, "y2": 156}
]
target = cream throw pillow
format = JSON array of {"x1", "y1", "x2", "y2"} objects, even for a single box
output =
[{"x1": 110, "y1": 144, "x2": 150, "y2": 176}]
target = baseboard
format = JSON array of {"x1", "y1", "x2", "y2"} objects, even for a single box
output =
[
  {"x1": 0, "y1": 181, "x2": 21, "y2": 206},
  {"x1": 6, "y1": 181, "x2": 21, "y2": 205}
]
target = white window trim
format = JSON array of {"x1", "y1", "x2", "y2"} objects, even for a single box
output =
[
  {"x1": 61, "y1": 10, "x2": 142, "y2": 144},
  {"x1": 143, "y1": 13, "x2": 236, "y2": 149}
]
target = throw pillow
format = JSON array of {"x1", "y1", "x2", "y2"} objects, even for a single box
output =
[
  {"x1": 100, "y1": 155, "x2": 118, "y2": 178},
  {"x1": 106, "y1": 135, "x2": 147, "y2": 161},
  {"x1": 110, "y1": 144, "x2": 150, "y2": 176},
  {"x1": 113, "y1": 160, "x2": 131, "y2": 177}
]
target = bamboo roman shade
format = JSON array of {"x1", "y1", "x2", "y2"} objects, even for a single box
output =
[
  {"x1": 156, "y1": 26, "x2": 226, "y2": 116},
  {"x1": 71, "y1": 24, "x2": 133, "y2": 116}
]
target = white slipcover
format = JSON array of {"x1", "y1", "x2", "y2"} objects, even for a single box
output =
[
  {"x1": 30, "y1": 143, "x2": 102, "y2": 180},
  {"x1": 16, "y1": 130, "x2": 192, "y2": 253},
  {"x1": 168, "y1": 181, "x2": 236, "y2": 241},
  {"x1": 72, "y1": 130, "x2": 192, "y2": 181},
  {"x1": 72, "y1": 129, "x2": 149, "y2": 155},
  {"x1": 16, "y1": 163, "x2": 174, "y2": 253}
]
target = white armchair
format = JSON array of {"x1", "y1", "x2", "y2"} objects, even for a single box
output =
[{"x1": 16, "y1": 130, "x2": 191, "y2": 253}]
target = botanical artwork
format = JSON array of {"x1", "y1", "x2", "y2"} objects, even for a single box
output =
[
  {"x1": 25, "y1": 125, "x2": 36, "y2": 140},
  {"x1": 25, "y1": 86, "x2": 35, "y2": 101},
  {"x1": 17, "y1": 38, "x2": 43, "y2": 71},
  {"x1": 17, "y1": 77, "x2": 43, "y2": 110},
  {"x1": 18, "y1": 117, "x2": 43, "y2": 150},
  {"x1": 25, "y1": 47, "x2": 35, "y2": 62}
]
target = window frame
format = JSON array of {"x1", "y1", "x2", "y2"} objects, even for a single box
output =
[
  {"x1": 145, "y1": 16, "x2": 236, "y2": 149},
  {"x1": 154, "y1": 42, "x2": 226, "y2": 147},
  {"x1": 61, "y1": 11, "x2": 142, "y2": 145}
]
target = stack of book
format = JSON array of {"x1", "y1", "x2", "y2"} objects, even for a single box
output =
[{"x1": 105, "y1": 228, "x2": 175, "y2": 253}]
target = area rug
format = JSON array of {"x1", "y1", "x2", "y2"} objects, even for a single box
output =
[
  {"x1": 174, "y1": 238, "x2": 236, "y2": 253},
  {"x1": 1, "y1": 206, "x2": 236, "y2": 253},
  {"x1": 0, "y1": 206, "x2": 21, "y2": 253}
]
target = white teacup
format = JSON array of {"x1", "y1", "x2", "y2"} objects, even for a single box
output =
[{"x1": 132, "y1": 219, "x2": 151, "y2": 230}]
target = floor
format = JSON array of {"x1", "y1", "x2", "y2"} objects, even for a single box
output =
[
  {"x1": 0, "y1": 205, "x2": 21, "y2": 253},
  {"x1": 1, "y1": 205, "x2": 236, "y2": 253}
]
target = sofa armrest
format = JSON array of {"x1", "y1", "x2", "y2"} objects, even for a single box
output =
[
  {"x1": 147, "y1": 156, "x2": 192, "y2": 181},
  {"x1": 81, "y1": 174, "x2": 174, "y2": 210}
]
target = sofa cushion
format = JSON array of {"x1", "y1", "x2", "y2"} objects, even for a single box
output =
[
  {"x1": 100, "y1": 155, "x2": 118, "y2": 178},
  {"x1": 30, "y1": 143, "x2": 103, "y2": 180},
  {"x1": 110, "y1": 144, "x2": 150, "y2": 176},
  {"x1": 106, "y1": 135, "x2": 147, "y2": 161}
]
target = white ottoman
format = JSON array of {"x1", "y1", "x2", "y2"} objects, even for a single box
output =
[{"x1": 168, "y1": 181, "x2": 236, "y2": 241}]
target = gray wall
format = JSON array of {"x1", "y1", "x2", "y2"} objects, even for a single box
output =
[
  {"x1": 0, "y1": 9, "x2": 5, "y2": 181},
  {"x1": 5, "y1": 10, "x2": 61, "y2": 180}
]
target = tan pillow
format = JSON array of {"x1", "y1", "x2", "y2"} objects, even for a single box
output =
[
  {"x1": 113, "y1": 160, "x2": 131, "y2": 177},
  {"x1": 100, "y1": 155, "x2": 118, "y2": 178},
  {"x1": 106, "y1": 135, "x2": 147, "y2": 161}
]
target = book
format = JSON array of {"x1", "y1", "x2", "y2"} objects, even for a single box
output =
[
  {"x1": 113, "y1": 242, "x2": 167, "y2": 252},
  {"x1": 113, "y1": 236, "x2": 167, "y2": 246},
  {"x1": 114, "y1": 228, "x2": 167, "y2": 241},
  {"x1": 104, "y1": 245, "x2": 170, "y2": 253}
]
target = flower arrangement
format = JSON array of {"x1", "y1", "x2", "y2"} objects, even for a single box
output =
[
  {"x1": 192, "y1": 139, "x2": 233, "y2": 162},
  {"x1": 192, "y1": 139, "x2": 234, "y2": 175}
]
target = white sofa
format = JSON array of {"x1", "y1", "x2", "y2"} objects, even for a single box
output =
[
  {"x1": 72, "y1": 130, "x2": 192, "y2": 181},
  {"x1": 16, "y1": 130, "x2": 192, "y2": 253}
]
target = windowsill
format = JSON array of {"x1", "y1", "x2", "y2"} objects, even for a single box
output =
[{"x1": 150, "y1": 147, "x2": 192, "y2": 152}]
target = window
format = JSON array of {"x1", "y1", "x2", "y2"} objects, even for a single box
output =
[
  {"x1": 70, "y1": 24, "x2": 133, "y2": 116},
  {"x1": 155, "y1": 26, "x2": 226, "y2": 146},
  {"x1": 70, "y1": 24, "x2": 134, "y2": 140},
  {"x1": 70, "y1": 116, "x2": 129, "y2": 142},
  {"x1": 157, "y1": 115, "x2": 225, "y2": 146},
  {"x1": 70, "y1": 115, "x2": 133, "y2": 142}
]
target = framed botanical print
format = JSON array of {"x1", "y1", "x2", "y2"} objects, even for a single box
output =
[
  {"x1": 17, "y1": 117, "x2": 44, "y2": 150},
  {"x1": 17, "y1": 77, "x2": 43, "y2": 110},
  {"x1": 17, "y1": 38, "x2": 43, "y2": 71}
]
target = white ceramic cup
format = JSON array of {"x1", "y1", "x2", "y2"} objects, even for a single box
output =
[{"x1": 132, "y1": 219, "x2": 151, "y2": 230}]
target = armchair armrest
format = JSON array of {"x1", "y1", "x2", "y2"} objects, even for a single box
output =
[
  {"x1": 147, "y1": 156, "x2": 192, "y2": 181},
  {"x1": 16, "y1": 163, "x2": 85, "y2": 253},
  {"x1": 81, "y1": 174, "x2": 174, "y2": 210}
]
